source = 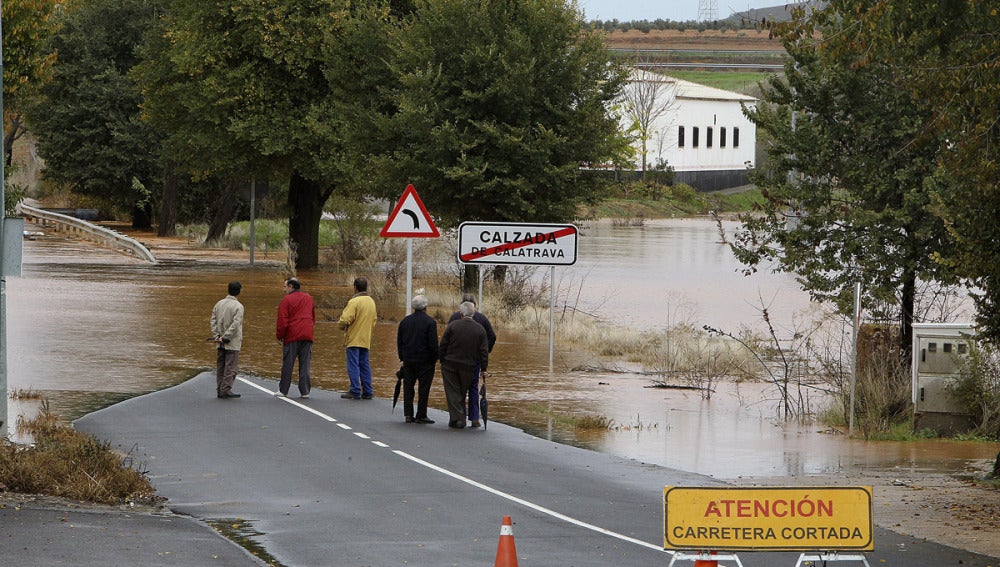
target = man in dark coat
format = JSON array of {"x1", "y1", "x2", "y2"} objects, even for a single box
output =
[
  {"x1": 439, "y1": 301, "x2": 489, "y2": 429},
  {"x1": 396, "y1": 294, "x2": 438, "y2": 424},
  {"x1": 448, "y1": 293, "x2": 496, "y2": 427}
]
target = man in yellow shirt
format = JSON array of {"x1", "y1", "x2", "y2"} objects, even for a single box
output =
[{"x1": 339, "y1": 277, "x2": 377, "y2": 399}]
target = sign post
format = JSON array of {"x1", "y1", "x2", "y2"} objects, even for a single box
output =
[
  {"x1": 380, "y1": 185, "x2": 439, "y2": 311},
  {"x1": 458, "y1": 222, "x2": 578, "y2": 367}
]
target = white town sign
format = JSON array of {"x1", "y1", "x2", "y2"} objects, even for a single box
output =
[{"x1": 457, "y1": 222, "x2": 578, "y2": 266}]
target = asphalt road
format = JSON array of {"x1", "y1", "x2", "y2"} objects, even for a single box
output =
[{"x1": 74, "y1": 372, "x2": 1000, "y2": 567}]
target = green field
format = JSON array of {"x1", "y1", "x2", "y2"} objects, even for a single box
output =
[{"x1": 668, "y1": 70, "x2": 777, "y2": 95}]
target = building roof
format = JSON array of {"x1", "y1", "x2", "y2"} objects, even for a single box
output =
[
  {"x1": 675, "y1": 78, "x2": 757, "y2": 103},
  {"x1": 626, "y1": 68, "x2": 756, "y2": 103}
]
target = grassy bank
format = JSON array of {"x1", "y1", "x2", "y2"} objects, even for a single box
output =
[
  {"x1": 0, "y1": 404, "x2": 156, "y2": 505},
  {"x1": 580, "y1": 186, "x2": 763, "y2": 220}
]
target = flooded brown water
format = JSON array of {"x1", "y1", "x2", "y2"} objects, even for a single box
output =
[{"x1": 7, "y1": 223, "x2": 996, "y2": 480}]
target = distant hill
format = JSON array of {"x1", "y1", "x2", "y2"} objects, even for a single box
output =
[{"x1": 723, "y1": 1, "x2": 827, "y2": 24}]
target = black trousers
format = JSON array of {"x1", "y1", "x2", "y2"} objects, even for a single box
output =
[
  {"x1": 403, "y1": 360, "x2": 436, "y2": 419},
  {"x1": 279, "y1": 340, "x2": 313, "y2": 396}
]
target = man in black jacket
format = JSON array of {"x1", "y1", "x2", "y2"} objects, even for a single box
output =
[
  {"x1": 396, "y1": 295, "x2": 438, "y2": 424},
  {"x1": 439, "y1": 301, "x2": 489, "y2": 429}
]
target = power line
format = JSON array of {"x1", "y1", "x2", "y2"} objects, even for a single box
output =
[{"x1": 698, "y1": 0, "x2": 719, "y2": 21}]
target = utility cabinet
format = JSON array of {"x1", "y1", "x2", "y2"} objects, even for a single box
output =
[{"x1": 911, "y1": 323, "x2": 975, "y2": 435}]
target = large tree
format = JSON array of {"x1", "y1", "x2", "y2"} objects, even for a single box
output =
[
  {"x1": 26, "y1": 0, "x2": 163, "y2": 228},
  {"x1": 376, "y1": 0, "x2": 628, "y2": 227},
  {"x1": 2, "y1": 0, "x2": 59, "y2": 168},
  {"x1": 134, "y1": 0, "x2": 385, "y2": 267},
  {"x1": 731, "y1": 3, "x2": 955, "y2": 356},
  {"x1": 863, "y1": 1, "x2": 1000, "y2": 344}
]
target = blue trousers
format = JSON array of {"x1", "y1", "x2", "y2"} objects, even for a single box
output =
[{"x1": 346, "y1": 347, "x2": 372, "y2": 397}]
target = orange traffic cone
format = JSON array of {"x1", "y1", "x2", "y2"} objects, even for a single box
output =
[
  {"x1": 693, "y1": 550, "x2": 718, "y2": 566},
  {"x1": 494, "y1": 515, "x2": 518, "y2": 567}
]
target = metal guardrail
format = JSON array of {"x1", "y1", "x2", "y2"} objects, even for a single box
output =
[{"x1": 17, "y1": 204, "x2": 157, "y2": 264}]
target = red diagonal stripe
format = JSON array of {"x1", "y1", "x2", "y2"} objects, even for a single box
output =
[{"x1": 460, "y1": 226, "x2": 576, "y2": 262}]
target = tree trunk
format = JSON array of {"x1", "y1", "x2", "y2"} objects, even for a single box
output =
[
  {"x1": 462, "y1": 264, "x2": 479, "y2": 292},
  {"x1": 157, "y1": 165, "x2": 178, "y2": 237},
  {"x1": 491, "y1": 265, "x2": 507, "y2": 287},
  {"x1": 205, "y1": 180, "x2": 239, "y2": 242},
  {"x1": 993, "y1": 449, "x2": 1000, "y2": 479},
  {"x1": 287, "y1": 172, "x2": 329, "y2": 270},
  {"x1": 4, "y1": 116, "x2": 24, "y2": 168},
  {"x1": 900, "y1": 268, "x2": 916, "y2": 361},
  {"x1": 131, "y1": 200, "x2": 153, "y2": 229}
]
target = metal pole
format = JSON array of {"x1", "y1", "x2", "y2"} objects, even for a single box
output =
[
  {"x1": 405, "y1": 238, "x2": 412, "y2": 310},
  {"x1": 249, "y1": 181, "x2": 255, "y2": 266},
  {"x1": 548, "y1": 266, "x2": 555, "y2": 369},
  {"x1": 478, "y1": 269, "x2": 483, "y2": 314},
  {"x1": 849, "y1": 281, "x2": 861, "y2": 436},
  {"x1": 0, "y1": 2, "x2": 8, "y2": 438}
]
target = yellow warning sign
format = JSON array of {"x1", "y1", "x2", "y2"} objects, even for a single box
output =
[{"x1": 663, "y1": 486, "x2": 874, "y2": 551}]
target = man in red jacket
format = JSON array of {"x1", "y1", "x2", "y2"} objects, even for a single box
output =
[{"x1": 276, "y1": 277, "x2": 316, "y2": 398}]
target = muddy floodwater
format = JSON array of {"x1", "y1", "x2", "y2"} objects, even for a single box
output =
[{"x1": 7, "y1": 219, "x2": 996, "y2": 479}]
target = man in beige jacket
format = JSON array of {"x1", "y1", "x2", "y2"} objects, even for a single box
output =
[
  {"x1": 211, "y1": 281, "x2": 244, "y2": 399},
  {"x1": 339, "y1": 277, "x2": 377, "y2": 399}
]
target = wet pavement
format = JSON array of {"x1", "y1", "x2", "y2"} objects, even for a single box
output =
[{"x1": 61, "y1": 372, "x2": 1000, "y2": 567}]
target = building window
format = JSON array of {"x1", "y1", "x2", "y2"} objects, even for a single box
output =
[
  {"x1": 720, "y1": 127, "x2": 727, "y2": 148},
  {"x1": 692, "y1": 127, "x2": 699, "y2": 148},
  {"x1": 707, "y1": 127, "x2": 713, "y2": 148},
  {"x1": 678, "y1": 126, "x2": 685, "y2": 148},
  {"x1": 733, "y1": 127, "x2": 740, "y2": 148}
]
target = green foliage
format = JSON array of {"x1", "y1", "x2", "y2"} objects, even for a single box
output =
[
  {"x1": 865, "y1": 2, "x2": 1000, "y2": 345},
  {"x1": 950, "y1": 344, "x2": 1000, "y2": 440},
  {"x1": 669, "y1": 183, "x2": 696, "y2": 203},
  {"x1": 865, "y1": 422, "x2": 940, "y2": 442},
  {"x1": 133, "y1": 0, "x2": 396, "y2": 268},
  {"x1": 377, "y1": 0, "x2": 629, "y2": 227},
  {"x1": 26, "y1": 0, "x2": 162, "y2": 215},
  {"x1": 5, "y1": 175, "x2": 26, "y2": 216},
  {"x1": 2, "y1": 0, "x2": 60, "y2": 164},
  {"x1": 731, "y1": 2, "x2": 954, "y2": 354},
  {"x1": 134, "y1": 0, "x2": 354, "y2": 182}
]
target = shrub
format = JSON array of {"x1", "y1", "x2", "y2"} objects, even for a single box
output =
[
  {"x1": 950, "y1": 343, "x2": 1000, "y2": 440},
  {"x1": 0, "y1": 405, "x2": 156, "y2": 505},
  {"x1": 670, "y1": 183, "x2": 697, "y2": 202}
]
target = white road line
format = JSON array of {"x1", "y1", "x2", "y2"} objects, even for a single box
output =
[
  {"x1": 236, "y1": 377, "x2": 666, "y2": 555},
  {"x1": 239, "y1": 378, "x2": 338, "y2": 421},
  {"x1": 393, "y1": 450, "x2": 669, "y2": 554}
]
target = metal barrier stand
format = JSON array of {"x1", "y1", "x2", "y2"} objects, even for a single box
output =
[
  {"x1": 17, "y1": 204, "x2": 156, "y2": 263},
  {"x1": 668, "y1": 550, "x2": 745, "y2": 566},
  {"x1": 795, "y1": 551, "x2": 871, "y2": 566}
]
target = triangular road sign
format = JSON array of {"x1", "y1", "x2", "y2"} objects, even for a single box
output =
[{"x1": 380, "y1": 184, "x2": 440, "y2": 238}]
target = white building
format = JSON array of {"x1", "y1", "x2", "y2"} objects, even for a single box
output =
[{"x1": 619, "y1": 69, "x2": 757, "y2": 190}]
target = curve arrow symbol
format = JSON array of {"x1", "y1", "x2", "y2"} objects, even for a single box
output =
[{"x1": 402, "y1": 209, "x2": 420, "y2": 230}]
